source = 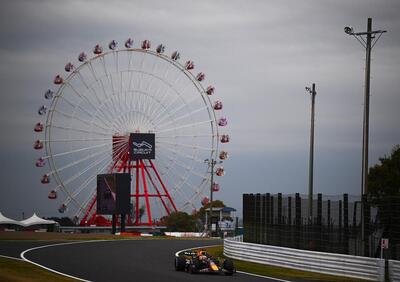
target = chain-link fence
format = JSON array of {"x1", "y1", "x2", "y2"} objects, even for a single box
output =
[{"x1": 243, "y1": 193, "x2": 400, "y2": 260}]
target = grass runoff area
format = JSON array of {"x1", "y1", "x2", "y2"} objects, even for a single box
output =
[
  {"x1": 0, "y1": 257, "x2": 76, "y2": 282},
  {"x1": 198, "y1": 245, "x2": 370, "y2": 282}
]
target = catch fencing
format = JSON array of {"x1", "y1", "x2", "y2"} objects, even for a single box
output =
[
  {"x1": 224, "y1": 236, "x2": 385, "y2": 281},
  {"x1": 389, "y1": 260, "x2": 400, "y2": 282}
]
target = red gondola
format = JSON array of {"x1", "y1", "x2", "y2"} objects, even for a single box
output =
[
  {"x1": 78, "y1": 52, "x2": 87, "y2": 62},
  {"x1": 54, "y1": 75, "x2": 63, "y2": 85},
  {"x1": 65, "y1": 62, "x2": 74, "y2": 72},
  {"x1": 171, "y1": 51, "x2": 180, "y2": 61},
  {"x1": 48, "y1": 190, "x2": 57, "y2": 199},
  {"x1": 219, "y1": 151, "x2": 228, "y2": 160},
  {"x1": 141, "y1": 40, "x2": 151, "y2": 50},
  {"x1": 218, "y1": 117, "x2": 227, "y2": 127},
  {"x1": 185, "y1": 60, "x2": 194, "y2": 70},
  {"x1": 125, "y1": 38, "x2": 134, "y2": 48},
  {"x1": 215, "y1": 167, "x2": 225, "y2": 176},
  {"x1": 196, "y1": 72, "x2": 205, "y2": 81},
  {"x1": 35, "y1": 157, "x2": 46, "y2": 167},
  {"x1": 42, "y1": 174, "x2": 50, "y2": 184},
  {"x1": 109, "y1": 40, "x2": 117, "y2": 50},
  {"x1": 212, "y1": 183, "x2": 220, "y2": 192},
  {"x1": 93, "y1": 44, "x2": 103, "y2": 55},
  {"x1": 220, "y1": 134, "x2": 230, "y2": 143},
  {"x1": 34, "y1": 122, "x2": 44, "y2": 132},
  {"x1": 201, "y1": 197, "x2": 209, "y2": 206},
  {"x1": 206, "y1": 86, "x2": 215, "y2": 95},
  {"x1": 213, "y1": 101, "x2": 223, "y2": 110},
  {"x1": 34, "y1": 140, "x2": 43, "y2": 150},
  {"x1": 156, "y1": 44, "x2": 165, "y2": 54}
]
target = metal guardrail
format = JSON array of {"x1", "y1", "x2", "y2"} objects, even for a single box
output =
[
  {"x1": 389, "y1": 260, "x2": 400, "y2": 282},
  {"x1": 224, "y1": 236, "x2": 385, "y2": 281}
]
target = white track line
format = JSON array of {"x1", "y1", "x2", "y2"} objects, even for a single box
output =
[
  {"x1": 0, "y1": 254, "x2": 25, "y2": 261},
  {"x1": 20, "y1": 240, "x2": 112, "y2": 282},
  {"x1": 175, "y1": 244, "x2": 292, "y2": 282}
]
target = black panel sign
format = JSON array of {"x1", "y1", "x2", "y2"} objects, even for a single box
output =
[
  {"x1": 97, "y1": 173, "x2": 131, "y2": 215},
  {"x1": 130, "y1": 133, "x2": 155, "y2": 160}
]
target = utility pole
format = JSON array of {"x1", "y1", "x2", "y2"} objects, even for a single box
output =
[
  {"x1": 344, "y1": 18, "x2": 386, "y2": 256},
  {"x1": 205, "y1": 158, "x2": 222, "y2": 237},
  {"x1": 306, "y1": 84, "x2": 316, "y2": 222}
]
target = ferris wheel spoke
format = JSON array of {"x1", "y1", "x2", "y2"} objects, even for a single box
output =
[
  {"x1": 49, "y1": 142, "x2": 110, "y2": 158},
  {"x1": 66, "y1": 82, "x2": 98, "y2": 113},
  {"x1": 156, "y1": 120, "x2": 213, "y2": 134},
  {"x1": 52, "y1": 151, "x2": 110, "y2": 192},
  {"x1": 47, "y1": 146, "x2": 110, "y2": 175},
  {"x1": 69, "y1": 157, "x2": 111, "y2": 200},
  {"x1": 156, "y1": 106, "x2": 208, "y2": 130},
  {"x1": 157, "y1": 140, "x2": 212, "y2": 151},
  {"x1": 157, "y1": 134, "x2": 213, "y2": 138},
  {"x1": 157, "y1": 145, "x2": 206, "y2": 184},
  {"x1": 157, "y1": 143, "x2": 204, "y2": 165},
  {"x1": 65, "y1": 81, "x2": 118, "y2": 131},
  {"x1": 155, "y1": 92, "x2": 203, "y2": 127},
  {"x1": 53, "y1": 108, "x2": 111, "y2": 133},
  {"x1": 46, "y1": 137, "x2": 110, "y2": 142},
  {"x1": 156, "y1": 157, "x2": 198, "y2": 205},
  {"x1": 50, "y1": 125, "x2": 110, "y2": 136}
]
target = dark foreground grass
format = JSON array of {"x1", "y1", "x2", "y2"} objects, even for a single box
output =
[
  {"x1": 0, "y1": 257, "x2": 76, "y2": 282},
  {"x1": 197, "y1": 245, "x2": 369, "y2": 282}
]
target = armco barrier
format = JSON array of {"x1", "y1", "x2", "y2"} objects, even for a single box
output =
[
  {"x1": 389, "y1": 260, "x2": 400, "y2": 282},
  {"x1": 224, "y1": 236, "x2": 385, "y2": 281}
]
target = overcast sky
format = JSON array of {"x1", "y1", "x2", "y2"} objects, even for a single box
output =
[{"x1": 0, "y1": 0, "x2": 399, "y2": 219}]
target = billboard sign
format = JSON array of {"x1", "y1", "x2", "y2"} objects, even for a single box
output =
[
  {"x1": 97, "y1": 173, "x2": 131, "y2": 215},
  {"x1": 130, "y1": 133, "x2": 155, "y2": 160}
]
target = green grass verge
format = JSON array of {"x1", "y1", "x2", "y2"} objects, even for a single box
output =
[
  {"x1": 0, "y1": 257, "x2": 77, "y2": 282},
  {"x1": 196, "y1": 245, "x2": 369, "y2": 282}
]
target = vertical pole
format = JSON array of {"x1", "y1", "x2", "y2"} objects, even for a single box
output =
[
  {"x1": 135, "y1": 160, "x2": 139, "y2": 224},
  {"x1": 209, "y1": 159, "x2": 214, "y2": 236},
  {"x1": 308, "y1": 83, "x2": 316, "y2": 222},
  {"x1": 361, "y1": 17, "x2": 372, "y2": 257},
  {"x1": 111, "y1": 214, "x2": 116, "y2": 234},
  {"x1": 121, "y1": 213, "x2": 126, "y2": 233}
]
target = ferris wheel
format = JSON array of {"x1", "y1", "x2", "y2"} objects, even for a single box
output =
[{"x1": 33, "y1": 38, "x2": 230, "y2": 225}]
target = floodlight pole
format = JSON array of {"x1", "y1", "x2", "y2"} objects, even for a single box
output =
[
  {"x1": 361, "y1": 19, "x2": 372, "y2": 256},
  {"x1": 306, "y1": 83, "x2": 316, "y2": 222},
  {"x1": 345, "y1": 18, "x2": 386, "y2": 256}
]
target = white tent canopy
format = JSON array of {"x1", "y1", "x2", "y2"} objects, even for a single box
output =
[
  {"x1": 19, "y1": 213, "x2": 56, "y2": 227},
  {"x1": 0, "y1": 212, "x2": 23, "y2": 226}
]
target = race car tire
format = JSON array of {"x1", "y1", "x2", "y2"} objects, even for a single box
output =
[
  {"x1": 223, "y1": 259, "x2": 234, "y2": 275},
  {"x1": 175, "y1": 256, "x2": 186, "y2": 271},
  {"x1": 189, "y1": 258, "x2": 200, "y2": 274}
]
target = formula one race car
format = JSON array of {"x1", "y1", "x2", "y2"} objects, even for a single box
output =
[{"x1": 174, "y1": 249, "x2": 235, "y2": 275}]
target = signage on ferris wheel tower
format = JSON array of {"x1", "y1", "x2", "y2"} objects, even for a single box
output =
[{"x1": 130, "y1": 133, "x2": 155, "y2": 160}]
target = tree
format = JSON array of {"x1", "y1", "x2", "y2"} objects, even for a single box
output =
[
  {"x1": 160, "y1": 211, "x2": 197, "y2": 232},
  {"x1": 367, "y1": 145, "x2": 400, "y2": 248},
  {"x1": 195, "y1": 200, "x2": 226, "y2": 221}
]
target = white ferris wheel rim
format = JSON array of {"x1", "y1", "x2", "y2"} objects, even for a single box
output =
[{"x1": 40, "y1": 47, "x2": 221, "y2": 217}]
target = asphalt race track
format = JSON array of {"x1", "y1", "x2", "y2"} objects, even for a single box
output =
[{"x1": 1, "y1": 239, "x2": 287, "y2": 282}]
